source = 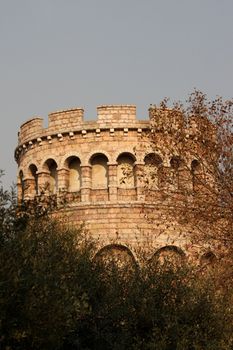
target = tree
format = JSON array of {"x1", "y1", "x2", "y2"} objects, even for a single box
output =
[
  {"x1": 74, "y1": 260, "x2": 232, "y2": 350},
  {"x1": 1, "y1": 146, "x2": 233, "y2": 350},
  {"x1": 137, "y1": 90, "x2": 233, "y2": 283},
  {"x1": 0, "y1": 173, "x2": 94, "y2": 350}
]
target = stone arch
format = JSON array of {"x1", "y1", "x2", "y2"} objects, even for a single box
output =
[
  {"x1": 60, "y1": 152, "x2": 83, "y2": 169},
  {"x1": 65, "y1": 156, "x2": 82, "y2": 192},
  {"x1": 144, "y1": 152, "x2": 163, "y2": 165},
  {"x1": 17, "y1": 166, "x2": 25, "y2": 180},
  {"x1": 85, "y1": 150, "x2": 112, "y2": 166},
  {"x1": 200, "y1": 251, "x2": 217, "y2": 266},
  {"x1": 90, "y1": 153, "x2": 109, "y2": 189},
  {"x1": 28, "y1": 164, "x2": 39, "y2": 195},
  {"x1": 20, "y1": 159, "x2": 39, "y2": 178},
  {"x1": 43, "y1": 158, "x2": 58, "y2": 194},
  {"x1": 191, "y1": 159, "x2": 201, "y2": 171},
  {"x1": 170, "y1": 156, "x2": 183, "y2": 169},
  {"x1": 117, "y1": 152, "x2": 136, "y2": 188},
  {"x1": 150, "y1": 245, "x2": 185, "y2": 267},
  {"x1": 94, "y1": 244, "x2": 137, "y2": 269},
  {"x1": 114, "y1": 150, "x2": 137, "y2": 163},
  {"x1": 144, "y1": 153, "x2": 163, "y2": 189},
  {"x1": 39, "y1": 155, "x2": 59, "y2": 173}
]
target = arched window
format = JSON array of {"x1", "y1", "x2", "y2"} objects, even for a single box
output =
[
  {"x1": 117, "y1": 153, "x2": 135, "y2": 188},
  {"x1": 150, "y1": 245, "x2": 185, "y2": 268},
  {"x1": 94, "y1": 244, "x2": 137, "y2": 271},
  {"x1": 144, "y1": 153, "x2": 162, "y2": 189},
  {"x1": 19, "y1": 170, "x2": 25, "y2": 201},
  {"x1": 91, "y1": 154, "x2": 108, "y2": 188},
  {"x1": 29, "y1": 164, "x2": 38, "y2": 196},
  {"x1": 170, "y1": 156, "x2": 184, "y2": 190},
  {"x1": 66, "y1": 156, "x2": 81, "y2": 192},
  {"x1": 200, "y1": 251, "x2": 216, "y2": 266},
  {"x1": 44, "y1": 159, "x2": 58, "y2": 194}
]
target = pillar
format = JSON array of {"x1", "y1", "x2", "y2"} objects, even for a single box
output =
[
  {"x1": 135, "y1": 163, "x2": 145, "y2": 201},
  {"x1": 17, "y1": 179, "x2": 23, "y2": 203},
  {"x1": 23, "y1": 177, "x2": 37, "y2": 200},
  {"x1": 108, "y1": 162, "x2": 118, "y2": 201},
  {"x1": 37, "y1": 171, "x2": 51, "y2": 195},
  {"x1": 57, "y1": 168, "x2": 69, "y2": 193},
  {"x1": 81, "y1": 165, "x2": 91, "y2": 202}
]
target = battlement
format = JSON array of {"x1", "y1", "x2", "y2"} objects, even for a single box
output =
[
  {"x1": 18, "y1": 105, "x2": 140, "y2": 146},
  {"x1": 48, "y1": 108, "x2": 84, "y2": 132},
  {"x1": 19, "y1": 117, "x2": 43, "y2": 144},
  {"x1": 97, "y1": 105, "x2": 136, "y2": 123},
  {"x1": 17, "y1": 104, "x2": 217, "y2": 150}
]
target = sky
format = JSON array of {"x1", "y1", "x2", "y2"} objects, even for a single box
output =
[{"x1": 0, "y1": 0, "x2": 233, "y2": 188}]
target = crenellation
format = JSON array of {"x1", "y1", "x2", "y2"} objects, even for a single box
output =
[
  {"x1": 48, "y1": 108, "x2": 84, "y2": 129},
  {"x1": 19, "y1": 117, "x2": 43, "y2": 144},
  {"x1": 97, "y1": 105, "x2": 136, "y2": 123}
]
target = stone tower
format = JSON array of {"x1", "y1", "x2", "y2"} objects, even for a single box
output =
[{"x1": 15, "y1": 105, "x2": 217, "y2": 265}]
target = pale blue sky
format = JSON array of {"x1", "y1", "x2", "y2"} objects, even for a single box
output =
[{"x1": 0, "y1": 0, "x2": 233, "y2": 187}]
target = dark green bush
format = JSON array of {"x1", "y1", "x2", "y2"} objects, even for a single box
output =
[{"x1": 0, "y1": 175, "x2": 232, "y2": 350}]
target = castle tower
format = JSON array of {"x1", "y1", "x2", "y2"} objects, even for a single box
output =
[{"x1": 15, "y1": 105, "x2": 217, "y2": 265}]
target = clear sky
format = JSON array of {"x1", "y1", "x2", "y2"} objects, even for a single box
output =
[{"x1": 0, "y1": 0, "x2": 233, "y2": 188}]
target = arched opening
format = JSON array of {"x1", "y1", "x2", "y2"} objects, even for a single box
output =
[
  {"x1": 200, "y1": 251, "x2": 217, "y2": 266},
  {"x1": 94, "y1": 244, "x2": 137, "y2": 272},
  {"x1": 170, "y1": 156, "x2": 184, "y2": 190},
  {"x1": 191, "y1": 159, "x2": 203, "y2": 192},
  {"x1": 144, "y1": 153, "x2": 163, "y2": 189},
  {"x1": 66, "y1": 156, "x2": 81, "y2": 192},
  {"x1": 19, "y1": 170, "x2": 25, "y2": 201},
  {"x1": 150, "y1": 245, "x2": 185, "y2": 268},
  {"x1": 91, "y1": 154, "x2": 108, "y2": 189},
  {"x1": 117, "y1": 153, "x2": 136, "y2": 201},
  {"x1": 44, "y1": 159, "x2": 58, "y2": 194},
  {"x1": 117, "y1": 153, "x2": 135, "y2": 188},
  {"x1": 28, "y1": 164, "x2": 38, "y2": 196}
]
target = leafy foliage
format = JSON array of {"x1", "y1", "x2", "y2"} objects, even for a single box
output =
[{"x1": 74, "y1": 261, "x2": 233, "y2": 350}]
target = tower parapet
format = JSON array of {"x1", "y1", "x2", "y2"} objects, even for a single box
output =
[
  {"x1": 19, "y1": 117, "x2": 43, "y2": 144},
  {"x1": 48, "y1": 108, "x2": 84, "y2": 133},
  {"x1": 97, "y1": 105, "x2": 136, "y2": 125}
]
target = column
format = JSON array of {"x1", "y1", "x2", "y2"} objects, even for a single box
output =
[
  {"x1": 108, "y1": 162, "x2": 118, "y2": 201},
  {"x1": 17, "y1": 179, "x2": 23, "y2": 204},
  {"x1": 134, "y1": 163, "x2": 145, "y2": 201},
  {"x1": 37, "y1": 171, "x2": 50, "y2": 195},
  {"x1": 23, "y1": 177, "x2": 36, "y2": 200},
  {"x1": 80, "y1": 165, "x2": 91, "y2": 202},
  {"x1": 57, "y1": 168, "x2": 69, "y2": 193}
]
